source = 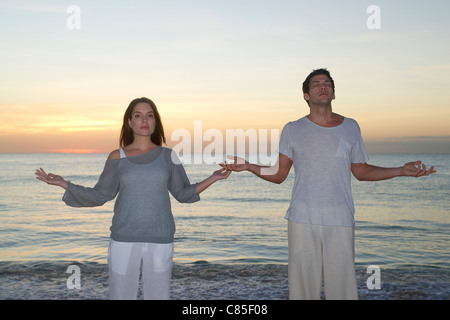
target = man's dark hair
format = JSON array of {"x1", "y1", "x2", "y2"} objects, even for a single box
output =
[{"x1": 302, "y1": 68, "x2": 335, "y2": 94}]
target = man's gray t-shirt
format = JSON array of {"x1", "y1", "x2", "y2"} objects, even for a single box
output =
[{"x1": 279, "y1": 116, "x2": 369, "y2": 227}]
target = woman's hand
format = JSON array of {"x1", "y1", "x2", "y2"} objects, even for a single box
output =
[
  {"x1": 211, "y1": 168, "x2": 232, "y2": 181},
  {"x1": 35, "y1": 168, "x2": 68, "y2": 189},
  {"x1": 195, "y1": 168, "x2": 232, "y2": 195}
]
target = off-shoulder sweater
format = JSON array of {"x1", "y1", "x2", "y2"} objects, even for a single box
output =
[{"x1": 62, "y1": 147, "x2": 199, "y2": 243}]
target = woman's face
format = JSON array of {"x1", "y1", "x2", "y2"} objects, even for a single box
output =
[{"x1": 128, "y1": 102, "x2": 156, "y2": 137}]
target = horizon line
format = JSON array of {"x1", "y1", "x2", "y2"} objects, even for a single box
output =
[{"x1": 1, "y1": 151, "x2": 448, "y2": 155}]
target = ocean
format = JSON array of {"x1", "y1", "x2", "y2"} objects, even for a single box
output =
[{"x1": 0, "y1": 153, "x2": 448, "y2": 300}]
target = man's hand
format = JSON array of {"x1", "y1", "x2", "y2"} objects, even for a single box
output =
[
  {"x1": 220, "y1": 154, "x2": 292, "y2": 184},
  {"x1": 219, "y1": 156, "x2": 250, "y2": 172},
  {"x1": 400, "y1": 161, "x2": 436, "y2": 177},
  {"x1": 352, "y1": 160, "x2": 436, "y2": 181}
]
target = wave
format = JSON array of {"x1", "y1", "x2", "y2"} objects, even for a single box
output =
[
  {"x1": 1, "y1": 260, "x2": 448, "y2": 300},
  {"x1": 210, "y1": 197, "x2": 290, "y2": 203}
]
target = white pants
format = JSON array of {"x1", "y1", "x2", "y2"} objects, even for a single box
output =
[
  {"x1": 107, "y1": 239, "x2": 174, "y2": 300},
  {"x1": 288, "y1": 221, "x2": 358, "y2": 300}
]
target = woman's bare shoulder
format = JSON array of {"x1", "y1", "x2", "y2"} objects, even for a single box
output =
[{"x1": 107, "y1": 149, "x2": 121, "y2": 160}]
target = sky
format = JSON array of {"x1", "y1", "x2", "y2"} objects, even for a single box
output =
[{"x1": 1, "y1": 0, "x2": 449, "y2": 154}]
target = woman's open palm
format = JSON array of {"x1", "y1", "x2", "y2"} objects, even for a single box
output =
[{"x1": 35, "y1": 168, "x2": 68, "y2": 189}]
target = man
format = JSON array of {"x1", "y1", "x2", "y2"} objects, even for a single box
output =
[{"x1": 221, "y1": 68, "x2": 436, "y2": 300}]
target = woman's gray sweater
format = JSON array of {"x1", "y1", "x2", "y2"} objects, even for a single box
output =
[{"x1": 62, "y1": 147, "x2": 199, "y2": 243}]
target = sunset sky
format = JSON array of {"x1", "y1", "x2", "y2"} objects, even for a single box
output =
[{"x1": 1, "y1": 0, "x2": 449, "y2": 154}]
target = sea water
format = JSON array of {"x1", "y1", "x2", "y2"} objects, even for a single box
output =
[{"x1": 0, "y1": 153, "x2": 448, "y2": 299}]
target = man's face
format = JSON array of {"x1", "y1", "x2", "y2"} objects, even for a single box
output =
[{"x1": 304, "y1": 74, "x2": 335, "y2": 106}]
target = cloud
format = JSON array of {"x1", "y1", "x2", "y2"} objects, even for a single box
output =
[
  {"x1": 387, "y1": 135, "x2": 450, "y2": 141},
  {"x1": 0, "y1": 103, "x2": 121, "y2": 135},
  {"x1": 365, "y1": 136, "x2": 450, "y2": 154},
  {"x1": 0, "y1": 3, "x2": 65, "y2": 13}
]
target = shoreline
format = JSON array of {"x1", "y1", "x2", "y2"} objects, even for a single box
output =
[{"x1": 1, "y1": 260, "x2": 448, "y2": 300}]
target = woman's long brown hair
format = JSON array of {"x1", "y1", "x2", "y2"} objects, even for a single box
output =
[{"x1": 119, "y1": 97, "x2": 166, "y2": 148}]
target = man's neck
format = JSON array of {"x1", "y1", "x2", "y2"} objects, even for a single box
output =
[{"x1": 307, "y1": 105, "x2": 343, "y2": 127}]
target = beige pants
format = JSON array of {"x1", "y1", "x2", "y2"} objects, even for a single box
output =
[{"x1": 288, "y1": 221, "x2": 358, "y2": 300}]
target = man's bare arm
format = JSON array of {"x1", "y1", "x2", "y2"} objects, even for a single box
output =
[
  {"x1": 220, "y1": 153, "x2": 293, "y2": 184},
  {"x1": 351, "y1": 161, "x2": 436, "y2": 181}
]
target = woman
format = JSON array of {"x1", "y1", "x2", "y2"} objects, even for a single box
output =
[{"x1": 35, "y1": 97, "x2": 231, "y2": 299}]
